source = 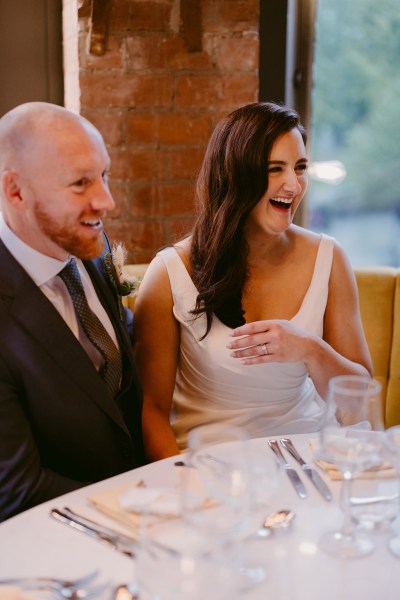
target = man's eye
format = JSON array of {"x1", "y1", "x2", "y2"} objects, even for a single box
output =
[{"x1": 73, "y1": 179, "x2": 87, "y2": 187}]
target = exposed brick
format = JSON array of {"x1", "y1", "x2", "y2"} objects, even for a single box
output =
[
  {"x1": 81, "y1": 110, "x2": 124, "y2": 146},
  {"x1": 203, "y1": 0, "x2": 259, "y2": 33},
  {"x1": 168, "y1": 146, "x2": 205, "y2": 179},
  {"x1": 214, "y1": 34, "x2": 259, "y2": 72},
  {"x1": 126, "y1": 112, "x2": 213, "y2": 145},
  {"x1": 109, "y1": 0, "x2": 171, "y2": 32},
  {"x1": 130, "y1": 182, "x2": 195, "y2": 217},
  {"x1": 80, "y1": 73, "x2": 174, "y2": 108},
  {"x1": 104, "y1": 218, "x2": 166, "y2": 262},
  {"x1": 126, "y1": 36, "x2": 213, "y2": 71},
  {"x1": 166, "y1": 216, "x2": 195, "y2": 242},
  {"x1": 78, "y1": 34, "x2": 125, "y2": 69},
  {"x1": 221, "y1": 74, "x2": 259, "y2": 107},
  {"x1": 175, "y1": 76, "x2": 223, "y2": 108},
  {"x1": 109, "y1": 148, "x2": 168, "y2": 181}
]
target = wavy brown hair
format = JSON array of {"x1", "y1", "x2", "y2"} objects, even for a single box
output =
[{"x1": 190, "y1": 101, "x2": 306, "y2": 337}]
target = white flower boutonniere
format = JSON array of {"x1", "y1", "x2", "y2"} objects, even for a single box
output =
[{"x1": 104, "y1": 242, "x2": 141, "y2": 299}]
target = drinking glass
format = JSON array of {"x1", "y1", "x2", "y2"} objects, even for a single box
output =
[
  {"x1": 181, "y1": 424, "x2": 261, "y2": 589},
  {"x1": 383, "y1": 425, "x2": 400, "y2": 557},
  {"x1": 318, "y1": 375, "x2": 384, "y2": 558}
]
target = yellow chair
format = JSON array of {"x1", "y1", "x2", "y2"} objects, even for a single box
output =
[
  {"x1": 354, "y1": 267, "x2": 400, "y2": 427},
  {"x1": 124, "y1": 263, "x2": 400, "y2": 426}
]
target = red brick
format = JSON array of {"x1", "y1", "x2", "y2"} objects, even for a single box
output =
[
  {"x1": 221, "y1": 74, "x2": 259, "y2": 107},
  {"x1": 125, "y1": 113, "x2": 158, "y2": 144},
  {"x1": 104, "y1": 218, "x2": 165, "y2": 262},
  {"x1": 166, "y1": 216, "x2": 195, "y2": 242},
  {"x1": 214, "y1": 34, "x2": 259, "y2": 72},
  {"x1": 78, "y1": 34, "x2": 125, "y2": 69},
  {"x1": 130, "y1": 183, "x2": 195, "y2": 217},
  {"x1": 175, "y1": 76, "x2": 223, "y2": 108},
  {"x1": 158, "y1": 113, "x2": 212, "y2": 144},
  {"x1": 80, "y1": 110, "x2": 124, "y2": 146},
  {"x1": 203, "y1": 1, "x2": 259, "y2": 33},
  {"x1": 80, "y1": 73, "x2": 173, "y2": 108},
  {"x1": 126, "y1": 36, "x2": 212, "y2": 70},
  {"x1": 126, "y1": 112, "x2": 212, "y2": 145},
  {"x1": 109, "y1": 0, "x2": 171, "y2": 32},
  {"x1": 168, "y1": 146, "x2": 206, "y2": 179},
  {"x1": 109, "y1": 148, "x2": 167, "y2": 181}
]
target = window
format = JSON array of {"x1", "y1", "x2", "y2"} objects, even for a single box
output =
[{"x1": 308, "y1": 0, "x2": 400, "y2": 266}]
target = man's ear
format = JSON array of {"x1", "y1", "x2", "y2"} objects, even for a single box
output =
[{"x1": 1, "y1": 170, "x2": 25, "y2": 210}]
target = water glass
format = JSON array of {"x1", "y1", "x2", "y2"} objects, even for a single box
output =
[{"x1": 318, "y1": 375, "x2": 384, "y2": 558}]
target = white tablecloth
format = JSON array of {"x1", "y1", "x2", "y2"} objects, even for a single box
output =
[{"x1": 0, "y1": 434, "x2": 399, "y2": 600}]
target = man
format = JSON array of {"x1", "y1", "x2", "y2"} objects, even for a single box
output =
[{"x1": 0, "y1": 102, "x2": 145, "y2": 521}]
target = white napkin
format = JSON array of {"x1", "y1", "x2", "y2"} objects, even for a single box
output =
[
  {"x1": 119, "y1": 487, "x2": 180, "y2": 516},
  {"x1": 0, "y1": 588, "x2": 34, "y2": 600},
  {"x1": 87, "y1": 481, "x2": 181, "y2": 534},
  {"x1": 309, "y1": 438, "x2": 397, "y2": 480}
]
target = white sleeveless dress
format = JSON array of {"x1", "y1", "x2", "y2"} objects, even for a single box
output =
[{"x1": 158, "y1": 234, "x2": 334, "y2": 451}]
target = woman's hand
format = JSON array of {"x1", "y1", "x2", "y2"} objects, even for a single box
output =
[{"x1": 227, "y1": 319, "x2": 314, "y2": 365}]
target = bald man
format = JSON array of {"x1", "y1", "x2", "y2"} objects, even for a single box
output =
[{"x1": 0, "y1": 102, "x2": 145, "y2": 521}]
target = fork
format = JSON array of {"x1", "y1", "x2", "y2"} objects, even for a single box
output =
[{"x1": 0, "y1": 570, "x2": 103, "y2": 598}]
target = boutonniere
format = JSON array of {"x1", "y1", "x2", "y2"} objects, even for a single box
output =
[{"x1": 104, "y1": 243, "x2": 141, "y2": 317}]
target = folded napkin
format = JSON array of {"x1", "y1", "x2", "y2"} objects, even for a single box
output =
[
  {"x1": 309, "y1": 439, "x2": 398, "y2": 480},
  {"x1": 87, "y1": 482, "x2": 180, "y2": 535},
  {"x1": 0, "y1": 588, "x2": 34, "y2": 600}
]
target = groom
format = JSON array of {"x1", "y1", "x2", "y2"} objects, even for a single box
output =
[{"x1": 0, "y1": 102, "x2": 145, "y2": 521}]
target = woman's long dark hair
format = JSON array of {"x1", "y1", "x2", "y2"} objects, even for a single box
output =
[{"x1": 190, "y1": 101, "x2": 306, "y2": 337}]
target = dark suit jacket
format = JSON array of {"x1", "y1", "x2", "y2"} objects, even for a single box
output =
[{"x1": 0, "y1": 237, "x2": 145, "y2": 521}]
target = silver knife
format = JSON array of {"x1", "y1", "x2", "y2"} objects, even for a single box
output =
[
  {"x1": 50, "y1": 508, "x2": 137, "y2": 557},
  {"x1": 268, "y1": 439, "x2": 307, "y2": 499},
  {"x1": 280, "y1": 438, "x2": 332, "y2": 501}
]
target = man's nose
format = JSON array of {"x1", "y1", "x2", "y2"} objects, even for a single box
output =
[{"x1": 90, "y1": 179, "x2": 115, "y2": 211}]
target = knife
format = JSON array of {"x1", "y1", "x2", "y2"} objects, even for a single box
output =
[
  {"x1": 50, "y1": 508, "x2": 137, "y2": 557},
  {"x1": 280, "y1": 438, "x2": 333, "y2": 501},
  {"x1": 267, "y1": 439, "x2": 307, "y2": 499}
]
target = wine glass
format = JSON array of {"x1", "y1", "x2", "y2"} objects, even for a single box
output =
[
  {"x1": 181, "y1": 424, "x2": 262, "y2": 589},
  {"x1": 383, "y1": 425, "x2": 400, "y2": 557},
  {"x1": 317, "y1": 375, "x2": 384, "y2": 558}
]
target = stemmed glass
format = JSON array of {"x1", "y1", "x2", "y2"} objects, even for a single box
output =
[
  {"x1": 317, "y1": 375, "x2": 384, "y2": 558},
  {"x1": 383, "y1": 425, "x2": 400, "y2": 557},
  {"x1": 181, "y1": 424, "x2": 261, "y2": 589}
]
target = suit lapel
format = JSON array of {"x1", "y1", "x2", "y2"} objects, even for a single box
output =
[{"x1": 0, "y1": 241, "x2": 130, "y2": 433}]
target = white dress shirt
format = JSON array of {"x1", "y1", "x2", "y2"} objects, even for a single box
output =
[{"x1": 0, "y1": 212, "x2": 119, "y2": 372}]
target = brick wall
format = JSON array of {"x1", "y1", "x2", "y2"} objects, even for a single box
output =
[{"x1": 73, "y1": 0, "x2": 259, "y2": 263}]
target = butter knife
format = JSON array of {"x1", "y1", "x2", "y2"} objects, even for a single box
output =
[
  {"x1": 280, "y1": 438, "x2": 333, "y2": 501},
  {"x1": 50, "y1": 508, "x2": 136, "y2": 557},
  {"x1": 268, "y1": 439, "x2": 307, "y2": 499}
]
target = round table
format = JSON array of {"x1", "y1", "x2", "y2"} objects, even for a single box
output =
[{"x1": 0, "y1": 434, "x2": 399, "y2": 600}]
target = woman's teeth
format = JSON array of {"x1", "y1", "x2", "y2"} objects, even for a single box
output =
[{"x1": 270, "y1": 197, "x2": 292, "y2": 209}]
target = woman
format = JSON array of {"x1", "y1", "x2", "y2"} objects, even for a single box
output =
[{"x1": 134, "y1": 102, "x2": 372, "y2": 461}]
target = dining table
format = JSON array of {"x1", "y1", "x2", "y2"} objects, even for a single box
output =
[{"x1": 0, "y1": 433, "x2": 399, "y2": 600}]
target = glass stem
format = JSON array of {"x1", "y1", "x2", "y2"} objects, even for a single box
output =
[{"x1": 340, "y1": 470, "x2": 354, "y2": 538}]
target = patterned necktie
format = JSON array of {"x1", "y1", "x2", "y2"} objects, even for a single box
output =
[{"x1": 59, "y1": 258, "x2": 122, "y2": 398}]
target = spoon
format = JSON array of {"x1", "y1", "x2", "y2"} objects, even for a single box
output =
[
  {"x1": 256, "y1": 509, "x2": 295, "y2": 538},
  {"x1": 113, "y1": 583, "x2": 138, "y2": 600}
]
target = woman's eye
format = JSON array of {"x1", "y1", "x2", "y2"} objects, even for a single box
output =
[
  {"x1": 296, "y1": 163, "x2": 308, "y2": 172},
  {"x1": 268, "y1": 166, "x2": 282, "y2": 173}
]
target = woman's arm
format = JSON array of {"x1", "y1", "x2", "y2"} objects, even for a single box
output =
[
  {"x1": 133, "y1": 256, "x2": 181, "y2": 461},
  {"x1": 227, "y1": 243, "x2": 372, "y2": 400}
]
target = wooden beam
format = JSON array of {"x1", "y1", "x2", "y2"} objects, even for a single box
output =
[
  {"x1": 181, "y1": 0, "x2": 202, "y2": 53},
  {"x1": 89, "y1": 0, "x2": 112, "y2": 56}
]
